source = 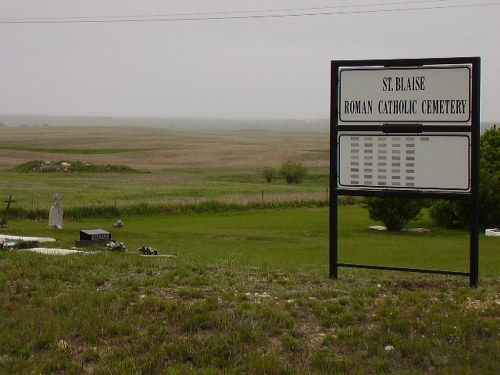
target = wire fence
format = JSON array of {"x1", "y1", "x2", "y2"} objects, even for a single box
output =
[{"x1": 3, "y1": 189, "x2": 332, "y2": 211}]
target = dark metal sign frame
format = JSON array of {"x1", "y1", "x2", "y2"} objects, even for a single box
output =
[{"x1": 330, "y1": 57, "x2": 481, "y2": 287}]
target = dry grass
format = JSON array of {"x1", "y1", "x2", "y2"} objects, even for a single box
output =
[
  {"x1": 0, "y1": 126, "x2": 330, "y2": 210},
  {"x1": 0, "y1": 126, "x2": 329, "y2": 170}
]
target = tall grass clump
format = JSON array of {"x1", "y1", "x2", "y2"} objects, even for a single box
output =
[{"x1": 6, "y1": 199, "x2": 330, "y2": 220}]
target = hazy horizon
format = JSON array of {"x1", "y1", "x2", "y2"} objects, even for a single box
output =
[{"x1": 0, "y1": 113, "x2": 497, "y2": 133}]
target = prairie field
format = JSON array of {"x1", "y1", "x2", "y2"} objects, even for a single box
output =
[
  {"x1": 0, "y1": 125, "x2": 499, "y2": 374},
  {"x1": 0, "y1": 126, "x2": 329, "y2": 170},
  {"x1": 0, "y1": 126, "x2": 329, "y2": 209}
]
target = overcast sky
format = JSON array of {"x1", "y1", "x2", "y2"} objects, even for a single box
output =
[{"x1": 1, "y1": 0, "x2": 499, "y2": 121}]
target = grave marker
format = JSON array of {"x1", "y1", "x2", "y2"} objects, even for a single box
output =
[
  {"x1": 75, "y1": 229, "x2": 112, "y2": 247},
  {"x1": 48, "y1": 193, "x2": 63, "y2": 229},
  {"x1": 1, "y1": 195, "x2": 14, "y2": 227}
]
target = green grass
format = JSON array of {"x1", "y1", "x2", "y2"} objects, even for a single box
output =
[
  {"x1": 0, "y1": 167, "x2": 330, "y2": 210},
  {"x1": 207, "y1": 171, "x2": 330, "y2": 186},
  {"x1": 2, "y1": 206, "x2": 498, "y2": 276},
  {"x1": 1, "y1": 207, "x2": 499, "y2": 374}
]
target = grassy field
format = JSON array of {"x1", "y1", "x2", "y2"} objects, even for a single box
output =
[
  {"x1": 0, "y1": 126, "x2": 329, "y2": 209},
  {"x1": 2, "y1": 205, "x2": 499, "y2": 275},
  {"x1": 1, "y1": 207, "x2": 499, "y2": 374},
  {"x1": 0, "y1": 126, "x2": 329, "y2": 171},
  {"x1": 0, "y1": 168, "x2": 330, "y2": 211},
  {"x1": 1, "y1": 126, "x2": 499, "y2": 374}
]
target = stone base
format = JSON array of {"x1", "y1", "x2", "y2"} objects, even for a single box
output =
[{"x1": 75, "y1": 240, "x2": 110, "y2": 248}]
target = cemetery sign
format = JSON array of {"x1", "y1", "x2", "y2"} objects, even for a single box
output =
[
  {"x1": 339, "y1": 66, "x2": 471, "y2": 123},
  {"x1": 330, "y1": 57, "x2": 481, "y2": 287}
]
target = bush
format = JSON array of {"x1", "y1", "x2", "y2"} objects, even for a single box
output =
[
  {"x1": 362, "y1": 197, "x2": 425, "y2": 231},
  {"x1": 279, "y1": 161, "x2": 307, "y2": 184},
  {"x1": 479, "y1": 125, "x2": 500, "y2": 227},
  {"x1": 480, "y1": 171, "x2": 500, "y2": 227},
  {"x1": 338, "y1": 196, "x2": 359, "y2": 206},
  {"x1": 430, "y1": 125, "x2": 500, "y2": 229},
  {"x1": 429, "y1": 200, "x2": 469, "y2": 229},
  {"x1": 261, "y1": 167, "x2": 277, "y2": 183}
]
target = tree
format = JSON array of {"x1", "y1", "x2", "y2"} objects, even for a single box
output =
[
  {"x1": 430, "y1": 125, "x2": 500, "y2": 228},
  {"x1": 362, "y1": 197, "x2": 425, "y2": 232},
  {"x1": 279, "y1": 161, "x2": 307, "y2": 184},
  {"x1": 261, "y1": 167, "x2": 277, "y2": 183},
  {"x1": 478, "y1": 124, "x2": 500, "y2": 227}
]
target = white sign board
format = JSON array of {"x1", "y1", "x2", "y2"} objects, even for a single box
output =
[
  {"x1": 338, "y1": 66, "x2": 471, "y2": 124},
  {"x1": 338, "y1": 134, "x2": 470, "y2": 192}
]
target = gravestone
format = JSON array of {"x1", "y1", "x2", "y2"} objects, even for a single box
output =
[
  {"x1": 113, "y1": 219, "x2": 124, "y2": 228},
  {"x1": 75, "y1": 229, "x2": 111, "y2": 247},
  {"x1": 1, "y1": 195, "x2": 15, "y2": 227},
  {"x1": 48, "y1": 193, "x2": 63, "y2": 229}
]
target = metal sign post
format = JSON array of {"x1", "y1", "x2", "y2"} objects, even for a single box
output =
[{"x1": 330, "y1": 57, "x2": 481, "y2": 287}]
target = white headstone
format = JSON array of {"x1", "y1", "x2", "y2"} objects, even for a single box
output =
[
  {"x1": 48, "y1": 193, "x2": 63, "y2": 229},
  {"x1": 485, "y1": 228, "x2": 500, "y2": 237}
]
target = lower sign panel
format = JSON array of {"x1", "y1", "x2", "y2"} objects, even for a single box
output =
[{"x1": 338, "y1": 133, "x2": 470, "y2": 192}]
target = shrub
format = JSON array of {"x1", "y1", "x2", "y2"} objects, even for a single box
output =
[
  {"x1": 338, "y1": 196, "x2": 359, "y2": 206},
  {"x1": 261, "y1": 167, "x2": 277, "y2": 183},
  {"x1": 479, "y1": 125, "x2": 500, "y2": 227},
  {"x1": 429, "y1": 200, "x2": 469, "y2": 229},
  {"x1": 480, "y1": 171, "x2": 500, "y2": 227},
  {"x1": 430, "y1": 125, "x2": 500, "y2": 228},
  {"x1": 362, "y1": 197, "x2": 425, "y2": 231},
  {"x1": 279, "y1": 161, "x2": 307, "y2": 184}
]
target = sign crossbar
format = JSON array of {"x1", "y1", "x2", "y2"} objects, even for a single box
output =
[{"x1": 337, "y1": 263, "x2": 470, "y2": 277}]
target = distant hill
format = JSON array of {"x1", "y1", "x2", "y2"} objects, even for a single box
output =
[{"x1": 0, "y1": 114, "x2": 329, "y2": 132}]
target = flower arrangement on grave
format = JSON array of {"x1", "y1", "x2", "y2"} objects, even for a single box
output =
[{"x1": 138, "y1": 246, "x2": 158, "y2": 255}]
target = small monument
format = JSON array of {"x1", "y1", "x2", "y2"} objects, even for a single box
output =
[
  {"x1": 75, "y1": 229, "x2": 111, "y2": 247},
  {"x1": 48, "y1": 193, "x2": 63, "y2": 229}
]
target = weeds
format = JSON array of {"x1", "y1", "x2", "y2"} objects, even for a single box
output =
[
  {"x1": 1, "y1": 205, "x2": 499, "y2": 374},
  {"x1": 1, "y1": 251, "x2": 498, "y2": 374},
  {"x1": 6, "y1": 199, "x2": 329, "y2": 220}
]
